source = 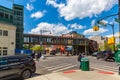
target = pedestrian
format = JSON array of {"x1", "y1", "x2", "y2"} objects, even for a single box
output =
[
  {"x1": 77, "y1": 53, "x2": 84, "y2": 69},
  {"x1": 35, "y1": 52, "x2": 39, "y2": 61},
  {"x1": 77, "y1": 53, "x2": 82, "y2": 62}
]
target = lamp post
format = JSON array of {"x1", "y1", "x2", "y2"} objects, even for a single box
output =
[
  {"x1": 98, "y1": 20, "x2": 115, "y2": 52},
  {"x1": 108, "y1": 23, "x2": 115, "y2": 52}
]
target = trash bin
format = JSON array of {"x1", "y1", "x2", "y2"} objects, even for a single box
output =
[
  {"x1": 115, "y1": 44, "x2": 120, "y2": 63},
  {"x1": 115, "y1": 50, "x2": 120, "y2": 62},
  {"x1": 80, "y1": 57, "x2": 89, "y2": 71}
]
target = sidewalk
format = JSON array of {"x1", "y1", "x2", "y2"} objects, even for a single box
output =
[{"x1": 27, "y1": 69, "x2": 120, "y2": 80}]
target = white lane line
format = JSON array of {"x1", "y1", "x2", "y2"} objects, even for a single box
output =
[
  {"x1": 90, "y1": 64, "x2": 118, "y2": 69},
  {"x1": 90, "y1": 65, "x2": 118, "y2": 72},
  {"x1": 90, "y1": 66, "x2": 118, "y2": 72},
  {"x1": 52, "y1": 64, "x2": 77, "y2": 72},
  {"x1": 47, "y1": 64, "x2": 73, "y2": 71},
  {"x1": 44, "y1": 63, "x2": 70, "y2": 69}
]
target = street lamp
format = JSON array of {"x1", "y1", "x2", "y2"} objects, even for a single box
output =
[{"x1": 98, "y1": 20, "x2": 115, "y2": 52}]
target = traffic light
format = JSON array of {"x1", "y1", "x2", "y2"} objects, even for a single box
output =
[
  {"x1": 111, "y1": 36, "x2": 115, "y2": 44},
  {"x1": 115, "y1": 18, "x2": 120, "y2": 23},
  {"x1": 107, "y1": 37, "x2": 115, "y2": 44},
  {"x1": 107, "y1": 37, "x2": 111, "y2": 44},
  {"x1": 93, "y1": 25, "x2": 99, "y2": 31}
]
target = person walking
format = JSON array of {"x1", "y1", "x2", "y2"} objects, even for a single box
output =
[{"x1": 77, "y1": 53, "x2": 84, "y2": 69}]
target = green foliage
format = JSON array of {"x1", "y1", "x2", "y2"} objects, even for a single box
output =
[
  {"x1": 23, "y1": 45, "x2": 30, "y2": 49},
  {"x1": 31, "y1": 45, "x2": 44, "y2": 52}
]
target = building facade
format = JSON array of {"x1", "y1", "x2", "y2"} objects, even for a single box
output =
[
  {"x1": 62, "y1": 31, "x2": 85, "y2": 38},
  {"x1": 0, "y1": 4, "x2": 24, "y2": 49},
  {"x1": 89, "y1": 36, "x2": 107, "y2": 50},
  {"x1": 0, "y1": 22, "x2": 16, "y2": 56},
  {"x1": 24, "y1": 31, "x2": 91, "y2": 55},
  {"x1": 13, "y1": 4, "x2": 24, "y2": 49}
]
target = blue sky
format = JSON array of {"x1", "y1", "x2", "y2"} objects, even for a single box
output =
[{"x1": 0, "y1": 0, "x2": 119, "y2": 38}]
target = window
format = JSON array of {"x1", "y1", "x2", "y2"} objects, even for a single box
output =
[
  {"x1": 3, "y1": 30, "x2": 8, "y2": 36},
  {"x1": 0, "y1": 30, "x2": 2, "y2": 36},
  {"x1": 0, "y1": 12, "x2": 4, "y2": 17},
  {"x1": 10, "y1": 15, "x2": 13, "y2": 20},
  {"x1": 3, "y1": 47, "x2": 7, "y2": 55},
  {"x1": 24, "y1": 37, "x2": 29, "y2": 42},
  {"x1": 0, "y1": 59, "x2": 7, "y2": 66},
  {"x1": 7, "y1": 58, "x2": 19, "y2": 64},
  {"x1": 5, "y1": 14, "x2": 8, "y2": 19}
]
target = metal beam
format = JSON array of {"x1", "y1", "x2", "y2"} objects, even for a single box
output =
[{"x1": 119, "y1": 0, "x2": 120, "y2": 43}]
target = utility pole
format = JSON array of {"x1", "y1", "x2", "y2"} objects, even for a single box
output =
[{"x1": 119, "y1": 0, "x2": 120, "y2": 44}]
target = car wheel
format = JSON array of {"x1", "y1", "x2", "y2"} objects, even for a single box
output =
[
  {"x1": 21, "y1": 69, "x2": 31, "y2": 79},
  {"x1": 97, "y1": 57, "x2": 99, "y2": 60}
]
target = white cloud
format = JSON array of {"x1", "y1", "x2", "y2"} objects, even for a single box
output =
[
  {"x1": 29, "y1": 22, "x2": 71, "y2": 36},
  {"x1": 46, "y1": 0, "x2": 117, "y2": 21},
  {"x1": 68, "y1": 23, "x2": 86, "y2": 29},
  {"x1": 26, "y1": 3, "x2": 34, "y2": 11},
  {"x1": 30, "y1": 0, "x2": 36, "y2": 2},
  {"x1": 105, "y1": 32, "x2": 120, "y2": 44},
  {"x1": 31, "y1": 11, "x2": 46, "y2": 19},
  {"x1": 91, "y1": 20, "x2": 96, "y2": 27},
  {"x1": 83, "y1": 28, "x2": 108, "y2": 35},
  {"x1": 105, "y1": 32, "x2": 119, "y2": 38}
]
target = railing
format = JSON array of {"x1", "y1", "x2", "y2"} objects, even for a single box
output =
[{"x1": 0, "y1": 17, "x2": 13, "y2": 24}]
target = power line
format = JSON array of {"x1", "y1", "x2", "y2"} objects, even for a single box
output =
[{"x1": 97, "y1": 0, "x2": 111, "y2": 20}]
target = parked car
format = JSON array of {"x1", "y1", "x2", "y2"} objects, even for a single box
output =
[
  {"x1": 0, "y1": 54, "x2": 36, "y2": 80},
  {"x1": 50, "y1": 50, "x2": 56, "y2": 55},
  {"x1": 92, "y1": 52, "x2": 99, "y2": 56},
  {"x1": 96, "y1": 50, "x2": 115, "y2": 61}
]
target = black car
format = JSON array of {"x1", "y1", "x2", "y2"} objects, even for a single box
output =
[
  {"x1": 96, "y1": 50, "x2": 115, "y2": 61},
  {"x1": 0, "y1": 54, "x2": 36, "y2": 80},
  {"x1": 50, "y1": 50, "x2": 56, "y2": 55}
]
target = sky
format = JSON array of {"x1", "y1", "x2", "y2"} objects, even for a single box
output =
[{"x1": 0, "y1": 0, "x2": 119, "y2": 38}]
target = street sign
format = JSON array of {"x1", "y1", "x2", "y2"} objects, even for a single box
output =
[{"x1": 115, "y1": 18, "x2": 120, "y2": 23}]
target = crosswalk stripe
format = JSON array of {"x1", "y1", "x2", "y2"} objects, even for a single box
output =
[
  {"x1": 90, "y1": 63, "x2": 119, "y2": 69},
  {"x1": 90, "y1": 64, "x2": 118, "y2": 72},
  {"x1": 52, "y1": 64, "x2": 77, "y2": 72},
  {"x1": 90, "y1": 65, "x2": 118, "y2": 72},
  {"x1": 44, "y1": 63, "x2": 70, "y2": 69},
  {"x1": 90, "y1": 64, "x2": 118, "y2": 69},
  {"x1": 47, "y1": 64, "x2": 73, "y2": 71}
]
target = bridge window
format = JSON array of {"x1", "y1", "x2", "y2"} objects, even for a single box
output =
[
  {"x1": 31, "y1": 37, "x2": 38, "y2": 42},
  {"x1": 24, "y1": 37, "x2": 29, "y2": 42},
  {"x1": 47, "y1": 38, "x2": 51, "y2": 43}
]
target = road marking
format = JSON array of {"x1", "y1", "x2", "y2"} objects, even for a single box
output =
[
  {"x1": 63, "y1": 70, "x2": 76, "y2": 74},
  {"x1": 44, "y1": 63, "x2": 71, "y2": 69},
  {"x1": 90, "y1": 64, "x2": 118, "y2": 72},
  {"x1": 47, "y1": 64, "x2": 73, "y2": 71},
  {"x1": 52, "y1": 64, "x2": 77, "y2": 72}
]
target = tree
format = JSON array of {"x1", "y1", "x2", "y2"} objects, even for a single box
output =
[
  {"x1": 23, "y1": 45, "x2": 30, "y2": 49},
  {"x1": 31, "y1": 45, "x2": 44, "y2": 52}
]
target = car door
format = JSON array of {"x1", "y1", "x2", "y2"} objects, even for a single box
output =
[
  {"x1": 0, "y1": 57, "x2": 11, "y2": 78},
  {"x1": 7, "y1": 57, "x2": 21, "y2": 75}
]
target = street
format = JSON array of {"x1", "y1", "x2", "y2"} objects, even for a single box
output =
[{"x1": 31, "y1": 54, "x2": 120, "y2": 78}]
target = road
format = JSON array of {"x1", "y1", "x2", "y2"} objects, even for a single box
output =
[{"x1": 34, "y1": 55, "x2": 120, "y2": 76}]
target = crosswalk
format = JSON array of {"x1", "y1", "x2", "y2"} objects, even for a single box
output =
[
  {"x1": 37, "y1": 62, "x2": 78, "y2": 73},
  {"x1": 90, "y1": 63, "x2": 119, "y2": 72}
]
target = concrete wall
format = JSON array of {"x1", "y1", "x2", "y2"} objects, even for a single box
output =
[
  {"x1": 89, "y1": 36, "x2": 107, "y2": 50},
  {"x1": 0, "y1": 22, "x2": 16, "y2": 57}
]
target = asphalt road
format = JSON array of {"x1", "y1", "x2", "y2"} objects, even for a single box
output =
[{"x1": 34, "y1": 54, "x2": 120, "y2": 76}]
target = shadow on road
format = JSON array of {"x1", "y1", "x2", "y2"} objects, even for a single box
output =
[{"x1": 11, "y1": 73, "x2": 42, "y2": 80}]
